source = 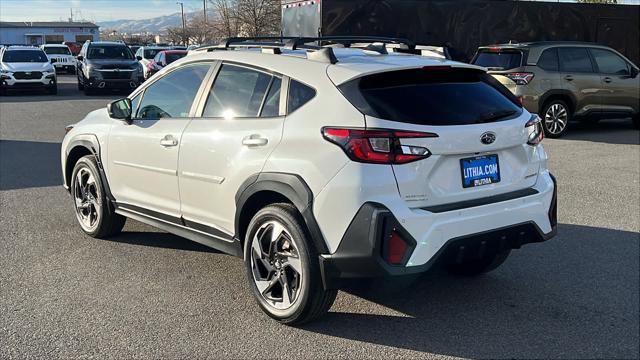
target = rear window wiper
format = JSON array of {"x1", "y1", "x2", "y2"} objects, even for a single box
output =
[{"x1": 475, "y1": 110, "x2": 517, "y2": 123}]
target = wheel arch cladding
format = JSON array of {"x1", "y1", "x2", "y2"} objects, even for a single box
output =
[
  {"x1": 540, "y1": 90, "x2": 576, "y2": 114},
  {"x1": 235, "y1": 173, "x2": 329, "y2": 254},
  {"x1": 65, "y1": 136, "x2": 116, "y2": 208}
]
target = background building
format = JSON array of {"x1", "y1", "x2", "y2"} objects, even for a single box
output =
[{"x1": 0, "y1": 21, "x2": 99, "y2": 45}]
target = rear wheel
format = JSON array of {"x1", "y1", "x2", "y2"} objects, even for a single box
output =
[
  {"x1": 244, "y1": 204, "x2": 337, "y2": 325},
  {"x1": 71, "y1": 155, "x2": 125, "y2": 238},
  {"x1": 542, "y1": 99, "x2": 571, "y2": 138},
  {"x1": 446, "y1": 249, "x2": 511, "y2": 276}
]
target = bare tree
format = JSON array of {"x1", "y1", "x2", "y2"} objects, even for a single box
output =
[
  {"x1": 235, "y1": 0, "x2": 281, "y2": 37},
  {"x1": 210, "y1": 0, "x2": 240, "y2": 39}
]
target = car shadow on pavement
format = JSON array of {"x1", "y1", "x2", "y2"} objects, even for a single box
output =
[
  {"x1": 302, "y1": 223, "x2": 639, "y2": 358},
  {"x1": 561, "y1": 119, "x2": 639, "y2": 145},
  {"x1": 0, "y1": 140, "x2": 62, "y2": 191},
  {"x1": 105, "y1": 231, "x2": 221, "y2": 253}
]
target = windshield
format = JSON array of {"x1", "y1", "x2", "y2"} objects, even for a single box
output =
[
  {"x1": 43, "y1": 47, "x2": 71, "y2": 55},
  {"x1": 166, "y1": 52, "x2": 187, "y2": 64},
  {"x1": 87, "y1": 45, "x2": 134, "y2": 60},
  {"x1": 473, "y1": 50, "x2": 523, "y2": 70},
  {"x1": 144, "y1": 48, "x2": 167, "y2": 59},
  {"x1": 338, "y1": 68, "x2": 522, "y2": 126},
  {"x1": 2, "y1": 50, "x2": 48, "y2": 63}
]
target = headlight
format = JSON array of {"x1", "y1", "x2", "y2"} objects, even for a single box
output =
[{"x1": 0, "y1": 69, "x2": 11, "y2": 74}]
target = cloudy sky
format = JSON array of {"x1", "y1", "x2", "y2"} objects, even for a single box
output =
[{"x1": 0, "y1": 0, "x2": 639, "y2": 22}]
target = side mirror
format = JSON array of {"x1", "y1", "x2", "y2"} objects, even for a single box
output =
[
  {"x1": 107, "y1": 98, "x2": 133, "y2": 124},
  {"x1": 630, "y1": 67, "x2": 639, "y2": 79},
  {"x1": 76, "y1": 55, "x2": 83, "y2": 61},
  {"x1": 136, "y1": 56, "x2": 142, "y2": 61}
]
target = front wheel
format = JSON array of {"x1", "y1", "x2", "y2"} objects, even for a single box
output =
[
  {"x1": 71, "y1": 155, "x2": 125, "y2": 238},
  {"x1": 244, "y1": 204, "x2": 337, "y2": 325},
  {"x1": 633, "y1": 114, "x2": 639, "y2": 129},
  {"x1": 542, "y1": 100, "x2": 571, "y2": 138}
]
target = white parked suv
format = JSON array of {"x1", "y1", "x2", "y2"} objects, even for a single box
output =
[
  {"x1": 0, "y1": 45, "x2": 57, "y2": 95},
  {"x1": 61, "y1": 37, "x2": 557, "y2": 324},
  {"x1": 41, "y1": 44, "x2": 76, "y2": 74}
]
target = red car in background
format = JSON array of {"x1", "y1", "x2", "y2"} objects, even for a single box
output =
[
  {"x1": 63, "y1": 42, "x2": 82, "y2": 56},
  {"x1": 145, "y1": 50, "x2": 188, "y2": 79}
]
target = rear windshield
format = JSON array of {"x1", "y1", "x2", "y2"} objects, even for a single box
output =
[
  {"x1": 87, "y1": 45, "x2": 133, "y2": 60},
  {"x1": 166, "y1": 52, "x2": 187, "y2": 64},
  {"x1": 2, "y1": 50, "x2": 48, "y2": 63},
  {"x1": 473, "y1": 50, "x2": 523, "y2": 70},
  {"x1": 43, "y1": 47, "x2": 71, "y2": 55},
  {"x1": 338, "y1": 68, "x2": 522, "y2": 126}
]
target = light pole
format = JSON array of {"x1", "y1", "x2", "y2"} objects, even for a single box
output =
[{"x1": 176, "y1": 1, "x2": 186, "y2": 44}]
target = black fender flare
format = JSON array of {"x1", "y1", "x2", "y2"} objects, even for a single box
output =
[
  {"x1": 65, "y1": 135, "x2": 116, "y2": 206},
  {"x1": 234, "y1": 172, "x2": 329, "y2": 254}
]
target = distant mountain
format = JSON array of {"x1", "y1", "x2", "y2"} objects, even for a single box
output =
[{"x1": 98, "y1": 10, "x2": 213, "y2": 33}]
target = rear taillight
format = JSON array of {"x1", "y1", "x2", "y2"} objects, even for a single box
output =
[
  {"x1": 322, "y1": 127, "x2": 437, "y2": 164},
  {"x1": 387, "y1": 230, "x2": 409, "y2": 265},
  {"x1": 504, "y1": 72, "x2": 535, "y2": 85},
  {"x1": 526, "y1": 115, "x2": 544, "y2": 145}
]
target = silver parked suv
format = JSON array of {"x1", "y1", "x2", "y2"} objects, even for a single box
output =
[{"x1": 472, "y1": 42, "x2": 640, "y2": 137}]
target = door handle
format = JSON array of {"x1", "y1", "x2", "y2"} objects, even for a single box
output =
[
  {"x1": 564, "y1": 75, "x2": 574, "y2": 81},
  {"x1": 160, "y1": 135, "x2": 178, "y2": 147},
  {"x1": 242, "y1": 134, "x2": 268, "y2": 147},
  {"x1": 603, "y1": 77, "x2": 612, "y2": 83}
]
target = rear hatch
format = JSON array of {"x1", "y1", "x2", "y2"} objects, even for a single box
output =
[
  {"x1": 472, "y1": 47, "x2": 525, "y2": 72},
  {"x1": 337, "y1": 66, "x2": 540, "y2": 208}
]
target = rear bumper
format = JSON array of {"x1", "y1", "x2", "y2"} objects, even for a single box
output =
[{"x1": 319, "y1": 173, "x2": 557, "y2": 289}]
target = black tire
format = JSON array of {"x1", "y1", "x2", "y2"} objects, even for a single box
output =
[
  {"x1": 446, "y1": 249, "x2": 511, "y2": 276},
  {"x1": 77, "y1": 75, "x2": 84, "y2": 90},
  {"x1": 84, "y1": 85, "x2": 94, "y2": 96},
  {"x1": 244, "y1": 203, "x2": 337, "y2": 325},
  {"x1": 633, "y1": 114, "x2": 639, "y2": 129},
  {"x1": 541, "y1": 99, "x2": 571, "y2": 138},
  {"x1": 70, "y1": 155, "x2": 125, "y2": 239},
  {"x1": 47, "y1": 84, "x2": 57, "y2": 95}
]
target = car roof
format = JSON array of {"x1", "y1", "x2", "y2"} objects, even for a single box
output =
[
  {"x1": 42, "y1": 44, "x2": 69, "y2": 47},
  {"x1": 4, "y1": 46, "x2": 43, "y2": 51},
  {"x1": 89, "y1": 41, "x2": 127, "y2": 46},
  {"x1": 184, "y1": 47, "x2": 483, "y2": 85}
]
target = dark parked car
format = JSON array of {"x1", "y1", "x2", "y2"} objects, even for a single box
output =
[{"x1": 76, "y1": 41, "x2": 144, "y2": 95}]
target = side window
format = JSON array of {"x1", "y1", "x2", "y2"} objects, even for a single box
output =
[
  {"x1": 136, "y1": 63, "x2": 210, "y2": 120},
  {"x1": 537, "y1": 48, "x2": 559, "y2": 72},
  {"x1": 558, "y1": 47, "x2": 594, "y2": 73},
  {"x1": 287, "y1": 80, "x2": 316, "y2": 113},
  {"x1": 260, "y1": 77, "x2": 282, "y2": 117},
  {"x1": 590, "y1": 48, "x2": 629, "y2": 75},
  {"x1": 202, "y1": 64, "x2": 272, "y2": 118}
]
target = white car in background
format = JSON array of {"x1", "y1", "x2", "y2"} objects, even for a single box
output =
[
  {"x1": 134, "y1": 45, "x2": 170, "y2": 79},
  {"x1": 61, "y1": 37, "x2": 557, "y2": 324},
  {"x1": 41, "y1": 44, "x2": 76, "y2": 74},
  {"x1": 0, "y1": 45, "x2": 57, "y2": 95}
]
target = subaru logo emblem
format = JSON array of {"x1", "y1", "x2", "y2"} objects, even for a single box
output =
[
  {"x1": 114, "y1": 68, "x2": 120, "y2": 72},
  {"x1": 480, "y1": 132, "x2": 496, "y2": 145}
]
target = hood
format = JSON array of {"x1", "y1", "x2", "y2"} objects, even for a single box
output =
[
  {"x1": 86, "y1": 59, "x2": 138, "y2": 69},
  {"x1": 2, "y1": 62, "x2": 53, "y2": 72}
]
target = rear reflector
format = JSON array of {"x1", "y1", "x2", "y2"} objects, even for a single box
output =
[
  {"x1": 387, "y1": 230, "x2": 408, "y2": 265},
  {"x1": 322, "y1": 127, "x2": 438, "y2": 164}
]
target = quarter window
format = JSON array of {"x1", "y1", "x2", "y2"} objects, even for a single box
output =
[
  {"x1": 287, "y1": 80, "x2": 316, "y2": 113},
  {"x1": 558, "y1": 48, "x2": 594, "y2": 73},
  {"x1": 537, "y1": 48, "x2": 559, "y2": 72},
  {"x1": 136, "y1": 63, "x2": 210, "y2": 119},
  {"x1": 202, "y1": 64, "x2": 273, "y2": 118},
  {"x1": 260, "y1": 77, "x2": 282, "y2": 117},
  {"x1": 590, "y1": 48, "x2": 629, "y2": 75}
]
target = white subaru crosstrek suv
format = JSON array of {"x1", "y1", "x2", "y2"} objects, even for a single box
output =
[
  {"x1": 61, "y1": 37, "x2": 557, "y2": 324},
  {"x1": 41, "y1": 44, "x2": 76, "y2": 74},
  {"x1": 0, "y1": 45, "x2": 57, "y2": 95}
]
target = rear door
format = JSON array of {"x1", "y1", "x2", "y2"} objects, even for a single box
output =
[
  {"x1": 178, "y1": 63, "x2": 285, "y2": 234},
  {"x1": 589, "y1": 47, "x2": 640, "y2": 116},
  {"x1": 557, "y1": 47, "x2": 603, "y2": 116},
  {"x1": 338, "y1": 67, "x2": 540, "y2": 208}
]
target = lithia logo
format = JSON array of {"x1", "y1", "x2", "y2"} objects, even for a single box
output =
[{"x1": 480, "y1": 132, "x2": 496, "y2": 145}]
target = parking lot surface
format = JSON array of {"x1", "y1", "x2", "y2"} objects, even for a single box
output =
[{"x1": 1, "y1": 76, "x2": 639, "y2": 359}]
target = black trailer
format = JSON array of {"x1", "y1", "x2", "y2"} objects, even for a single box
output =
[{"x1": 281, "y1": 0, "x2": 640, "y2": 65}]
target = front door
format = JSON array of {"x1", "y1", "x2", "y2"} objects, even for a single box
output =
[
  {"x1": 179, "y1": 63, "x2": 285, "y2": 235},
  {"x1": 107, "y1": 63, "x2": 212, "y2": 218},
  {"x1": 589, "y1": 47, "x2": 640, "y2": 116}
]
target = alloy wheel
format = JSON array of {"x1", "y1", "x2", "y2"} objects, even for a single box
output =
[
  {"x1": 250, "y1": 220, "x2": 304, "y2": 310},
  {"x1": 73, "y1": 167, "x2": 100, "y2": 231},
  {"x1": 544, "y1": 103, "x2": 568, "y2": 135}
]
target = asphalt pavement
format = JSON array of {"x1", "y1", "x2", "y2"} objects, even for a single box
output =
[{"x1": 1, "y1": 75, "x2": 638, "y2": 359}]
